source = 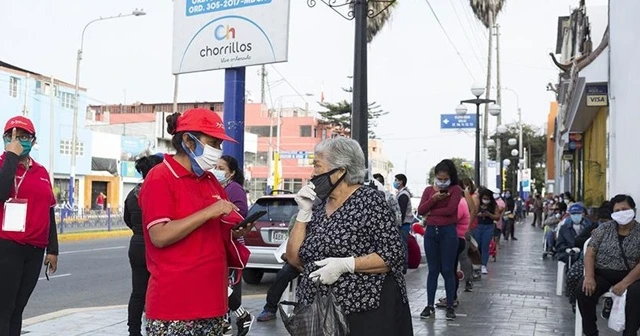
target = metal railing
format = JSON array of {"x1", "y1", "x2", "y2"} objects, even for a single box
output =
[{"x1": 55, "y1": 206, "x2": 127, "y2": 233}]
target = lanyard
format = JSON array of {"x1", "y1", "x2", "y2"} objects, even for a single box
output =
[{"x1": 14, "y1": 170, "x2": 27, "y2": 198}]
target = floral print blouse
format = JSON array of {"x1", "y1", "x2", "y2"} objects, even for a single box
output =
[
  {"x1": 588, "y1": 220, "x2": 640, "y2": 271},
  {"x1": 297, "y1": 186, "x2": 408, "y2": 315}
]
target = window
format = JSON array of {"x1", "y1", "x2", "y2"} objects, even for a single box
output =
[
  {"x1": 283, "y1": 178, "x2": 303, "y2": 193},
  {"x1": 60, "y1": 92, "x2": 76, "y2": 109},
  {"x1": 322, "y1": 129, "x2": 327, "y2": 140},
  {"x1": 59, "y1": 140, "x2": 84, "y2": 156},
  {"x1": 255, "y1": 151, "x2": 269, "y2": 166},
  {"x1": 300, "y1": 125, "x2": 312, "y2": 137},
  {"x1": 9, "y1": 77, "x2": 19, "y2": 98},
  {"x1": 247, "y1": 126, "x2": 276, "y2": 137}
]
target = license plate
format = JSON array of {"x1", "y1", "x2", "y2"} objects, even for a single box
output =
[{"x1": 271, "y1": 230, "x2": 288, "y2": 244}]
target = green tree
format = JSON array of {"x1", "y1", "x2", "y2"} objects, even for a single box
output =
[
  {"x1": 427, "y1": 158, "x2": 474, "y2": 185},
  {"x1": 487, "y1": 122, "x2": 547, "y2": 193},
  {"x1": 318, "y1": 87, "x2": 389, "y2": 139}
]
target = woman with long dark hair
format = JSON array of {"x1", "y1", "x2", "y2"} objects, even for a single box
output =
[
  {"x1": 213, "y1": 155, "x2": 253, "y2": 336},
  {"x1": 418, "y1": 159, "x2": 462, "y2": 320},
  {"x1": 124, "y1": 154, "x2": 164, "y2": 336},
  {"x1": 473, "y1": 187, "x2": 501, "y2": 275}
]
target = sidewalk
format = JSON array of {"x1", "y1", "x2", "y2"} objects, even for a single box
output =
[{"x1": 23, "y1": 222, "x2": 579, "y2": 335}]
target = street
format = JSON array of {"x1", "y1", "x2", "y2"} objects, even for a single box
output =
[{"x1": 24, "y1": 237, "x2": 274, "y2": 319}]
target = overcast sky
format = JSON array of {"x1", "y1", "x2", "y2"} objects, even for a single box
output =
[{"x1": 0, "y1": 0, "x2": 609, "y2": 192}]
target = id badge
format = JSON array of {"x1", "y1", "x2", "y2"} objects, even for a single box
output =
[{"x1": 2, "y1": 198, "x2": 27, "y2": 232}]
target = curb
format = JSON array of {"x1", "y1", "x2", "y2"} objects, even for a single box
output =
[
  {"x1": 58, "y1": 230, "x2": 132, "y2": 242},
  {"x1": 22, "y1": 305, "x2": 127, "y2": 326}
]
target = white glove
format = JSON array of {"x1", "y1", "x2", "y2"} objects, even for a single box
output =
[
  {"x1": 295, "y1": 183, "x2": 316, "y2": 222},
  {"x1": 309, "y1": 257, "x2": 355, "y2": 285}
]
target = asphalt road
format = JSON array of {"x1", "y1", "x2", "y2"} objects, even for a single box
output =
[{"x1": 24, "y1": 237, "x2": 276, "y2": 319}]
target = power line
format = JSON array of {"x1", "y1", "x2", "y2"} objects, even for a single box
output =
[
  {"x1": 424, "y1": 0, "x2": 477, "y2": 81},
  {"x1": 449, "y1": 0, "x2": 486, "y2": 74}
]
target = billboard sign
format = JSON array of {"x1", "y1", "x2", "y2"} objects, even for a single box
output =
[{"x1": 172, "y1": 0, "x2": 291, "y2": 74}]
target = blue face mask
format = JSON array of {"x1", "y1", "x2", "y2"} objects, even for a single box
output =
[
  {"x1": 570, "y1": 214, "x2": 583, "y2": 224},
  {"x1": 3, "y1": 139, "x2": 32, "y2": 157},
  {"x1": 393, "y1": 181, "x2": 400, "y2": 189},
  {"x1": 212, "y1": 169, "x2": 228, "y2": 184}
]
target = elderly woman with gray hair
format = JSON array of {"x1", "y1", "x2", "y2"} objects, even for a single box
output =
[{"x1": 287, "y1": 137, "x2": 413, "y2": 335}]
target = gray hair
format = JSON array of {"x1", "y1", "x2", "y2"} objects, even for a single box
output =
[{"x1": 314, "y1": 137, "x2": 367, "y2": 185}]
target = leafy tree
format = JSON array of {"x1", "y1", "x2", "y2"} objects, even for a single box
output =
[
  {"x1": 427, "y1": 158, "x2": 474, "y2": 185},
  {"x1": 318, "y1": 87, "x2": 389, "y2": 139},
  {"x1": 487, "y1": 122, "x2": 547, "y2": 193}
]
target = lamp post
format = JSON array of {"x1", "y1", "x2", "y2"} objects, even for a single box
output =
[
  {"x1": 502, "y1": 87, "x2": 523, "y2": 196},
  {"x1": 457, "y1": 84, "x2": 499, "y2": 187},
  {"x1": 70, "y1": 9, "x2": 146, "y2": 208},
  {"x1": 306, "y1": 0, "x2": 395, "y2": 167}
]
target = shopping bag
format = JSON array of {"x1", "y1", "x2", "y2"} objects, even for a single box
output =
[
  {"x1": 279, "y1": 282, "x2": 349, "y2": 336},
  {"x1": 608, "y1": 290, "x2": 626, "y2": 332}
]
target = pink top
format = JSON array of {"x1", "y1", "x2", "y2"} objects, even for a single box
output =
[
  {"x1": 495, "y1": 199, "x2": 506, "y2": 229},
  {"x1": 456, "y1": 198, "x2": 470, "y2": 238}
]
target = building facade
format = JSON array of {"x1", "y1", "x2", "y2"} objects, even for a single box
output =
[{"x1": 0, "y1": 60, "x2": 92, "y2": 208}]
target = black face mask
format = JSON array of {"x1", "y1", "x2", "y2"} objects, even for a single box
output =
[{"x1": 310, "y1": 168, "x2": 345, "y2": 201}]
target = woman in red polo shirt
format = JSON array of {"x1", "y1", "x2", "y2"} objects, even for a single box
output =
[
  {"x1": 138, "y1": 108, "x2": 239, "y2": 336},
  {"x1": 0, "y1": 116, "x2": 58, "y2": 336}
]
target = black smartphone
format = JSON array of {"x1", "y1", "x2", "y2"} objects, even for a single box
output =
[
  {"x1": 44, "y1": 262, "x2": 51, "y2": 281},
  {"x1": 232, "y1": 210, "x2": 267, "y2": 230},
  {"x1": 439, "y1": 189, "x2": 448, "y2": 194}
]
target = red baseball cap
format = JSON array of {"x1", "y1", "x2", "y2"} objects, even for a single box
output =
[
  {"x1": 175, "y1": 108, "x2": 237, "y2": 143},
  {"x1": 4, "y1": 116, "x2": 36, "y2": 135}
]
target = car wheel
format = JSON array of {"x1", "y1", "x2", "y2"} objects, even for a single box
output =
[{"x1": 242, "y1": 269, "x2": 264, "y2": 285}]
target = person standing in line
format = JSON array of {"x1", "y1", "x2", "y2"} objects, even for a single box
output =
[
  {"x1": 0, "y1": 116, "x2": 59, "y2": 336},
  {"x1": 123, "y1": 154, "x2": 164, "y2": 336},
  {"x1": 213, "y1": 155, "x2": 253, "y2": 336},
  {"x1": 394, "y1": 173, "x2": 415, "y2": 275},
  {"x1": 473, "y1": 187, "x2": 501, "y2": 275},
  {"x1": 502, "y1": 191, "x2": 517, "y2": 241},
  {"x1": 532, "y1": 194, "x2": 544, "y2": 227},
  {"x1": 493, "y1": 192, "x2": 506, "y2": 254},
  {"x1": 418, "y1": 159, "x2": 462, "y2": 320},
  {"x1": 139, "y1": 109, "x2": 240, "y2": 336}
]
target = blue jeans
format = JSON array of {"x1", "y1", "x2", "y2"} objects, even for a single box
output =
[
  {"x1": 424, "y1": 224, "x2": 458, "y2": 308},
  {"x1": 473, "y1": 224, "x2": 494, "y2": 266},
  {"x1": 400, "y1": 224, "x2": 411, "y2": 273}
]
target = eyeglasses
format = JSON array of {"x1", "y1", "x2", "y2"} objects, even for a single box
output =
[{"x1": 3, "y1": 134, "x2": 34, "y2": 142}]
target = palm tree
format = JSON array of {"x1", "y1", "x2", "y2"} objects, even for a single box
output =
[
  {"x1": 347, "y1": 0, "x2": 398, "y2": 43},
  {"x1": 469, "y1": 0, "x2": 505, "y2": 185}
]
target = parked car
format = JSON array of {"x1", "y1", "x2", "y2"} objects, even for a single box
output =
[{"x1": 242, "y1": 193, "x2": 298, "y2": 285}]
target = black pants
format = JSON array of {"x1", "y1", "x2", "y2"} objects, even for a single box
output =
[
  {"x1": 228, "y1": 270, "x2": 242, "y2": 311},
  {"x1": 0, "y1": 238, "x2": 45, "y2": 336},
  {"x1": 453, "y1": 237, "x2": 465, "y2": 300},
  {"x1": 577, "y1": 268, "x2": 640, "y2": 336},
  {"x1": 264, "y1": 263, "x2": 300, "y2": 313},
  {"x1": 503, "y1": 219, "x2": 515, "y2": 239},
  {"x1": 128, "y1": 241, "x2": 149, "y2": 336},
  {"x1": 533, "y1": 211, "x2": 542, "y2": 227},
  {"x1": 346, "y1": 275, "x2": 413, "y2": 336}
]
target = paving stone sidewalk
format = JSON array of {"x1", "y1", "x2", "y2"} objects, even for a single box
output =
[{"x1": 23, "y1": 221, "x2": 595, "y2": 335}]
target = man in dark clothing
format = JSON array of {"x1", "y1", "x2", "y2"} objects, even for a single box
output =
[
  {"x1": 532, "y1": 194, "x2": 544, "y2": 227},
  {"x1": 393, "y1": 174, "x2": 415, "y2": 274},
  {"x1": 555, "y1": 203, "x2": 592, "y2": 264},
  {"x1": 502, "y1": 191, "x2": 517, "y2": 240}
]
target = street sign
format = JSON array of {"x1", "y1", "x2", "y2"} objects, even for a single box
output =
[
  {"x1": 172, "y1": 0, "x2": 291, "y2": 74},
  {"x1": 585, "y1": 83, "x2": 608, "y2": 107},
  {"x1": 440, "y1": 114, "x2": 477, "y2": 129},
  {"x1": 280, "y1": 151, "x2": 310, "y2": 159}
]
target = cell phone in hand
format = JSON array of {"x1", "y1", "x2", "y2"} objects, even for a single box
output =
[
  {"x1": 439, "y1": 189, "x2": 448, "y2": 194},
  {"x1": 44, "y1": 262, "x2": 51, "y2": 281},
  {"x1": 232, "y1": 210, "x2": 267, "y2": 230}
]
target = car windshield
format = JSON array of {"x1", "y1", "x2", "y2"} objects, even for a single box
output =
[{"x1": 247, "y1": 198, "x2": 298, "y2": 223}]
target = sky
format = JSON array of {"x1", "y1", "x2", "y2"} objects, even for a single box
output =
[{"x1": 0, "y1": 0, "x2": 609, "y2": 192}]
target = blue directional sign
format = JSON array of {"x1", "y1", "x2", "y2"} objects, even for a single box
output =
[{"x1": 440, "y1": 114, "x2": 477, "y2": 129}]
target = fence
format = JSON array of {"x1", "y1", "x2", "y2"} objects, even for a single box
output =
[{"x1": 54, "y1": 206, "x2": 127, "y2": 233}]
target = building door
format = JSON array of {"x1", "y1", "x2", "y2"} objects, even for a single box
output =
[{"x1": 91, "y1": 181, "x2": 108, "y2": 210}]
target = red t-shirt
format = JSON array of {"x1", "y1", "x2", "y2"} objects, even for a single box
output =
[
  {"x1": 0, "y1": 154, "x2": 56, "y2": 248},
  {"x1": 96, "y1": 194, "x2": 104, "y2": 205},
  {"x1": 139, "y1": 154, "x2": 229, "y2": 321}
]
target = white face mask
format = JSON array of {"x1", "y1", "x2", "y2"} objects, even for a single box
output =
[
  {"x1": 182, "y1": 133, "x2": 222, "y2": 176},
  {"x1": 612, "y1": 209, "x2": 635, "y2": 225}
]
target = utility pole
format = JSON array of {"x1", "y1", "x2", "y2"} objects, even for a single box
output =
[
  {"x1": 260, "y1": 65, "x2": 267, "y2": 104},
  {"x1": 22, "y1": 73, "x2": 30, "y2": 117},
  {"x1": 172, "y1": 75, "x2": 179, "y2": 112},
  {"x1": 351, "y1": 0, "x2": 369, "y2": 166},
  {"x1": 495, "y1": 23, "x2": 503, "y2": 191},
  {"x1": 482, "y1": 13, "x2": 495, "y2": 187},
  {"x1": 49, "y1": 75, "x2": 55, "y2": 186}
]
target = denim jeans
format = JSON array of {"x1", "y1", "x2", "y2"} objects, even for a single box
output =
[
  {"x1": 473, "y1": 224, "x2": 494, "y2": 266},
  {"x1": 399, "y1": 223, "x2": 411, "y2": 273},
  {"x1": 424, "y1": 224, "x2": 458, "y2": 308}
]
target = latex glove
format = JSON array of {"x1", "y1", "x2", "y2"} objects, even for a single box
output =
[
  {"x1": 309, "y1": 257, "x2": 355, "y2": 285},
  {"x1": 295, "y1": 183, "x2": 316, "y2": 222}
]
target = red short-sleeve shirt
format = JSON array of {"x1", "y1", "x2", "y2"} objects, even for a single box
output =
[
  {"x1": 0, "y1": 154, "x2": 56, "y2": 248},
  {"x1": 139, "y1": 154, "x2": 229, "y2": 321}
]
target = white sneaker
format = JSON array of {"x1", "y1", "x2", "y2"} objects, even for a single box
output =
[{"x1": 481, "y1": 266, "x2": 488, "y2": 274}]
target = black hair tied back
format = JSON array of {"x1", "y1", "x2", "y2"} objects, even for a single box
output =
[{"x1": 166, "y1": 112, "x2": 180, "y2": 135}]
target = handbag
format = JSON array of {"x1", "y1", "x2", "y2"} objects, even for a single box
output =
[{"x1": 279, "y1": 282, "x2": 349, "y2": 336}]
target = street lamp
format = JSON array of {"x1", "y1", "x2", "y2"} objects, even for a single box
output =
[
  {"x1": 511, "y1": 149, "x2": 519, "y2": 157},
  {"x1": 306, "y1": 0, "x2": 395, "y2": 166},
  {"x1": 496, "y1": 124, "x2": 508, "y2": 134},
  {"x1": 486, "y1": 139, "x2": 496, "y2": 148},
  {"x1": 508, "y1": 138, "x2": 517, "y2": 146},
  {"x1": 69, "y1": 9, "x2": 146, "y2": 208},
  {"x1": 458, "y1": 85, "x2": 498, "y2": 186},
  {"x1": 503, "y1": 158, "x2": 511, "y2": 167}
]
